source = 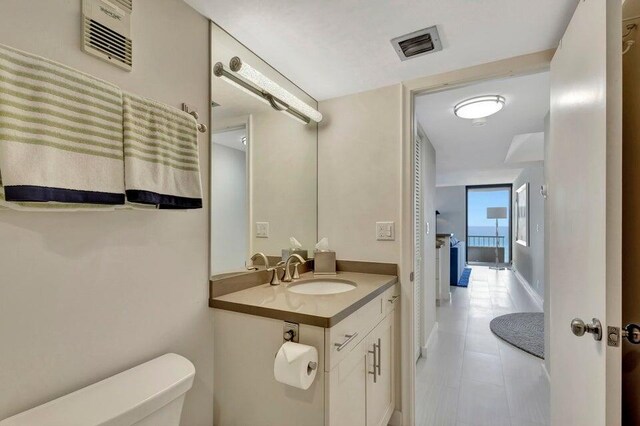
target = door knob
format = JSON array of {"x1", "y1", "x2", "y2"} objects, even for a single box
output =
[
  {"x1": 624, "y1": 323, "x2": 640, "y2": 344},
  {"x1": 571, "y1": 318, "x2": 603, "y2": 341}
]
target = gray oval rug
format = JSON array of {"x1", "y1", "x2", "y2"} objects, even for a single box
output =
[{"x1": 490, "y1": 312, "x2": 544, "y2": 359}]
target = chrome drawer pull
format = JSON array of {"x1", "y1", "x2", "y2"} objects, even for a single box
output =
[
  {"x1": 334, "y1": 332, "x2": 358, "y2": 351},
  {"x1": 368, "y1": 342, "x2": 378, "y2": 383},
  {"x1": 376, "y1": 337, "x2": 381, "y2": 375}
]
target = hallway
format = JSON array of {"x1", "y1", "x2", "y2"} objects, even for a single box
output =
[{"x1": 416, "y1": 267, "x2": 549, "y2": 426}]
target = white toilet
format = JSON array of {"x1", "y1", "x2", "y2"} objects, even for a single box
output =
[{"x1": 0, "y1": 353, "x2": 195, "y2": 426}]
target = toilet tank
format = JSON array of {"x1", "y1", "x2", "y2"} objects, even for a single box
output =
[{"x1": 0, "y1": 353, "x2": 195, "y2": 426}]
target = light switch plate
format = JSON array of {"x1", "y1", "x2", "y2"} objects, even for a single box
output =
[
  {"x1": 256, "y1": 222, "x2": 269, "y2": 238},
  {"x1": 376, "y1": 221, "x2": 395, "y2": 241}
]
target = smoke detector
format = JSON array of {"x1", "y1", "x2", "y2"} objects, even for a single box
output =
[
  {"x1": 391, "y1": 26, "x2": 442, "y2": 61},
  {"x1": 82, "y1": 0, "x2": 133, "y2": 71}
]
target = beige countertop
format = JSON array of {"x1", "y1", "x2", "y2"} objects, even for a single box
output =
[{"x1": 210, "y1": 271, "x2": 398, "y2": 328}]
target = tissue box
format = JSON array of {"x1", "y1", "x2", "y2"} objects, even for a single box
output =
[
  {"x1": 313, "y1": 250, "x2": 336, "y2": 275},
  {"x1": 282, "y1": 249, "x2": 308, "y2": 261}
]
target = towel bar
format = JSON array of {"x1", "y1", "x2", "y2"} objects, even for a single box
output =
[{"x1": 182, "y1": 103, "x2": 207, "y2": 133}]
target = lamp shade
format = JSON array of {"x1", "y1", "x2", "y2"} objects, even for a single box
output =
[{"x1": 487, "y1": 207, "x2": 507, "y2": 219}]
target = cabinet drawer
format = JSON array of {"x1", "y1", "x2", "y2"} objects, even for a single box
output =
[
  {"x1": 325, "y1": 295, "x2": 384, "y2": 371},
  {"x1": 382, "y1": 284, "x2": 400, "y2": 315}
]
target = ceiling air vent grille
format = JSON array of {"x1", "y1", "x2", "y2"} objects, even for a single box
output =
[
  {"x1": 81, "y1": 0, "x2": 133, "y2": 71},
  {"x1": 391, "y1": 26, "x2": 442, "y2": 61}
]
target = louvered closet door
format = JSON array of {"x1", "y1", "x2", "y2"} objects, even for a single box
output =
[{"x1": 414, "y1": 136, "x2": 423, "y2": 362}]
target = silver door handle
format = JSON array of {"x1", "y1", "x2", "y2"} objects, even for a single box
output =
[
  {"x1": 334, "y1": 332, "x2": 358, "y2": 351},
  {"x1": 368, "y1": 342, "x2": 378, "y2": 383},
  {"x1": 571, "y1": 318, "x2": 602, "y2": 341}
]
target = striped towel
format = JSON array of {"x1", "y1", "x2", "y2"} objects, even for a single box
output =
[
  {"x1": 0, "y1": 174, "x2": 128, "y2": 212},
  {"x1": 123, "y1": 92, "x2": 202, "y2": 209},
  {"x1": 0, "y1": 43, "x2": 125, "y2": 206}
]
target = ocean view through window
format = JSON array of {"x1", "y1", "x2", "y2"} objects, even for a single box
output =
[{"x1": 466, "y1": 185, "x2": 512, "y2": 264}]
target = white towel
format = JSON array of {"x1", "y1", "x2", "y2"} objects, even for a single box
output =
[
  {"x1": 122, "y1": 92, "x2": 202, "y2": 209},
  {"x1": 0, "y1": 43, "x2": 125, "y2": 207}
]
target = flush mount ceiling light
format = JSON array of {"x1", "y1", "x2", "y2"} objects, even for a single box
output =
[
  {"x1": 213, "y1": 56, "x2": 322, "y2": 125},
  {"x1": 454, "y1": 95, "x2": 505, "y2": 120}
]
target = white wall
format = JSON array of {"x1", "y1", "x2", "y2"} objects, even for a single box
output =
[
  {"x1": 512, "y1": 163, "x2": 545, "y2": 298},
  {"x1": 0, "y1": 1, "x2": 213, "y2": 424},
  {"x1": 211, "y1": 143, "x2": 247, "y2": 274},
  {"x1": 435, "y1": 185, "x2": 467, "y2": 242},
  {"x1": 318, "y1": 84, "x2": 403, "y2": 412},
  {"x1": 318, "y1": 85, "x2": 403, "y2": 263}
]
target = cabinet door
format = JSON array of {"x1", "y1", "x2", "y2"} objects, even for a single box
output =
[
  {"x1": 326, "y1": 339, "x2": 366, "y2": 426},
  {"x1": 366, "y1": 312, "x2": 395, "y2": 426}
]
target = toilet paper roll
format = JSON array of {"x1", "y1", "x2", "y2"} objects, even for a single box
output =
[{"x1": 274, "y1": 342, "x2": 318, "y2": 390}]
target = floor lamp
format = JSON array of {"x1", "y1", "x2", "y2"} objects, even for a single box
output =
[{"x1": 487, "y1": 207, "x2": 507, "y2": 270}]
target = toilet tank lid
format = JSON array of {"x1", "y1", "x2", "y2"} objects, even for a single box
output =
[{"x1": 0, "y1": 353, "x2": 195, "y2": 426}]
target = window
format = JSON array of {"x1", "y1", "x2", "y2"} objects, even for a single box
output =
[{"x1": 466, "y1": 185, "x2": 512, "y2": 265}]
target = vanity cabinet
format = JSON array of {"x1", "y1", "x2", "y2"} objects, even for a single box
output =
[
  {"x1": 325, "y1": 285, "x2": 398, "y2": 426},
  {"x1": 212, "y1": 277, "x2": 399, "y2": 426}
]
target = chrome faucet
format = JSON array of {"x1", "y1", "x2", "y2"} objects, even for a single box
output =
[
  {"x1": 283, "y1": 254, "x2": 306, "y2": 283},
  {"x1": 246, "y1": 252, "x2": 270, "y2": 271}
]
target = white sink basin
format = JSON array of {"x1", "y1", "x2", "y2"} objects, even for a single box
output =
[{"x1": 287, "y1": 279, "x2": 357, "y2": 295}]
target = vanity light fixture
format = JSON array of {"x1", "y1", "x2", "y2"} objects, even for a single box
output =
[
  {"x1": 454, "y1": 95, "x2": 505, "y2": 120},
  {"x1": 213, "y1": 57, "x2": 322, "y2": 125},
  {"x1": 229, "y1": 57, "x2": 323, "y2": 123}
]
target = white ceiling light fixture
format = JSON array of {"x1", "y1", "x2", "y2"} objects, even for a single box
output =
[
  {"x1": 454, "y1": 95, "x2": 505, "y2": 120},
  {"x1": 214, "y1": 56, "x2": 322, "y2": 125}
]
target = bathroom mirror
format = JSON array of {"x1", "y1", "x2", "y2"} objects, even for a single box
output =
[{"x1": 209, "y1": 22, "x2": 318, "y2": 277}]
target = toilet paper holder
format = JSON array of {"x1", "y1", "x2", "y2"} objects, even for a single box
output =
[
  {"x1": 283, "y1": 321, "x2": 299, "y2": 343},
  {"x1": 307, "y1": 361, "x2": 317, "y2": 374}
]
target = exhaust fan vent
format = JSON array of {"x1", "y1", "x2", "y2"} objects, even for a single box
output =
[
  {"x1": 82, "y1": 0, "x2": 132, "y2": 71},
  {"x1": 391, "y1": 26, "x2": 442, "y2": 61},
  {"x1": 111, "y1": 0, "x2": 132, "y2": 12}
]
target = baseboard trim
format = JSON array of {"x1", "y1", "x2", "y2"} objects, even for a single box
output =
[
  {"x1": 388, "y1": 410, "x2": 403, "y2": 426},
  {"x1": 421, "y1": 322, "x2": 439, "y2": 358},
  {"x1": 542, "y1": 362, "x2": 551, "y2": 383},
  {"x1": 513, "y1": 269, "x2": 543, "y2": 310}
]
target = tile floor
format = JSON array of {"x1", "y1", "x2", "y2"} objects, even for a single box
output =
[{"x1": 415, "y1": 266, "x2": 549, "y2": 426}]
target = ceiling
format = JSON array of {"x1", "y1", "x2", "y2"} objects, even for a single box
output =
[
  {"x1": 213, "y1": 127, "x2": 246, "y2": 151},
  {"x1": 505, "y1": 132, "x2": 545, "y2": 164},
  {"x1": 185, "y1": 0, "x2": 576, "y2": 100},
  {"x1": 415, "y1": 71, "x2": 549, "y2": 187}
]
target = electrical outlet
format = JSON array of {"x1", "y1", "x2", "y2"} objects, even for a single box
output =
[
  {"x1": 256, "y1": 222, "x2": 269, "y2": 238},
  {"x1": 376, "y1": 222, "x2": 395, "y2": 241}
]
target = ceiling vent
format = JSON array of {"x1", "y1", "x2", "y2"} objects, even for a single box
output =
[
  {"x1": 391, "y1": 26, "x2": 442, "y2": 61},
  {"x1": 82, "y1": 0, "x2": 132, "y2": 71}
]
